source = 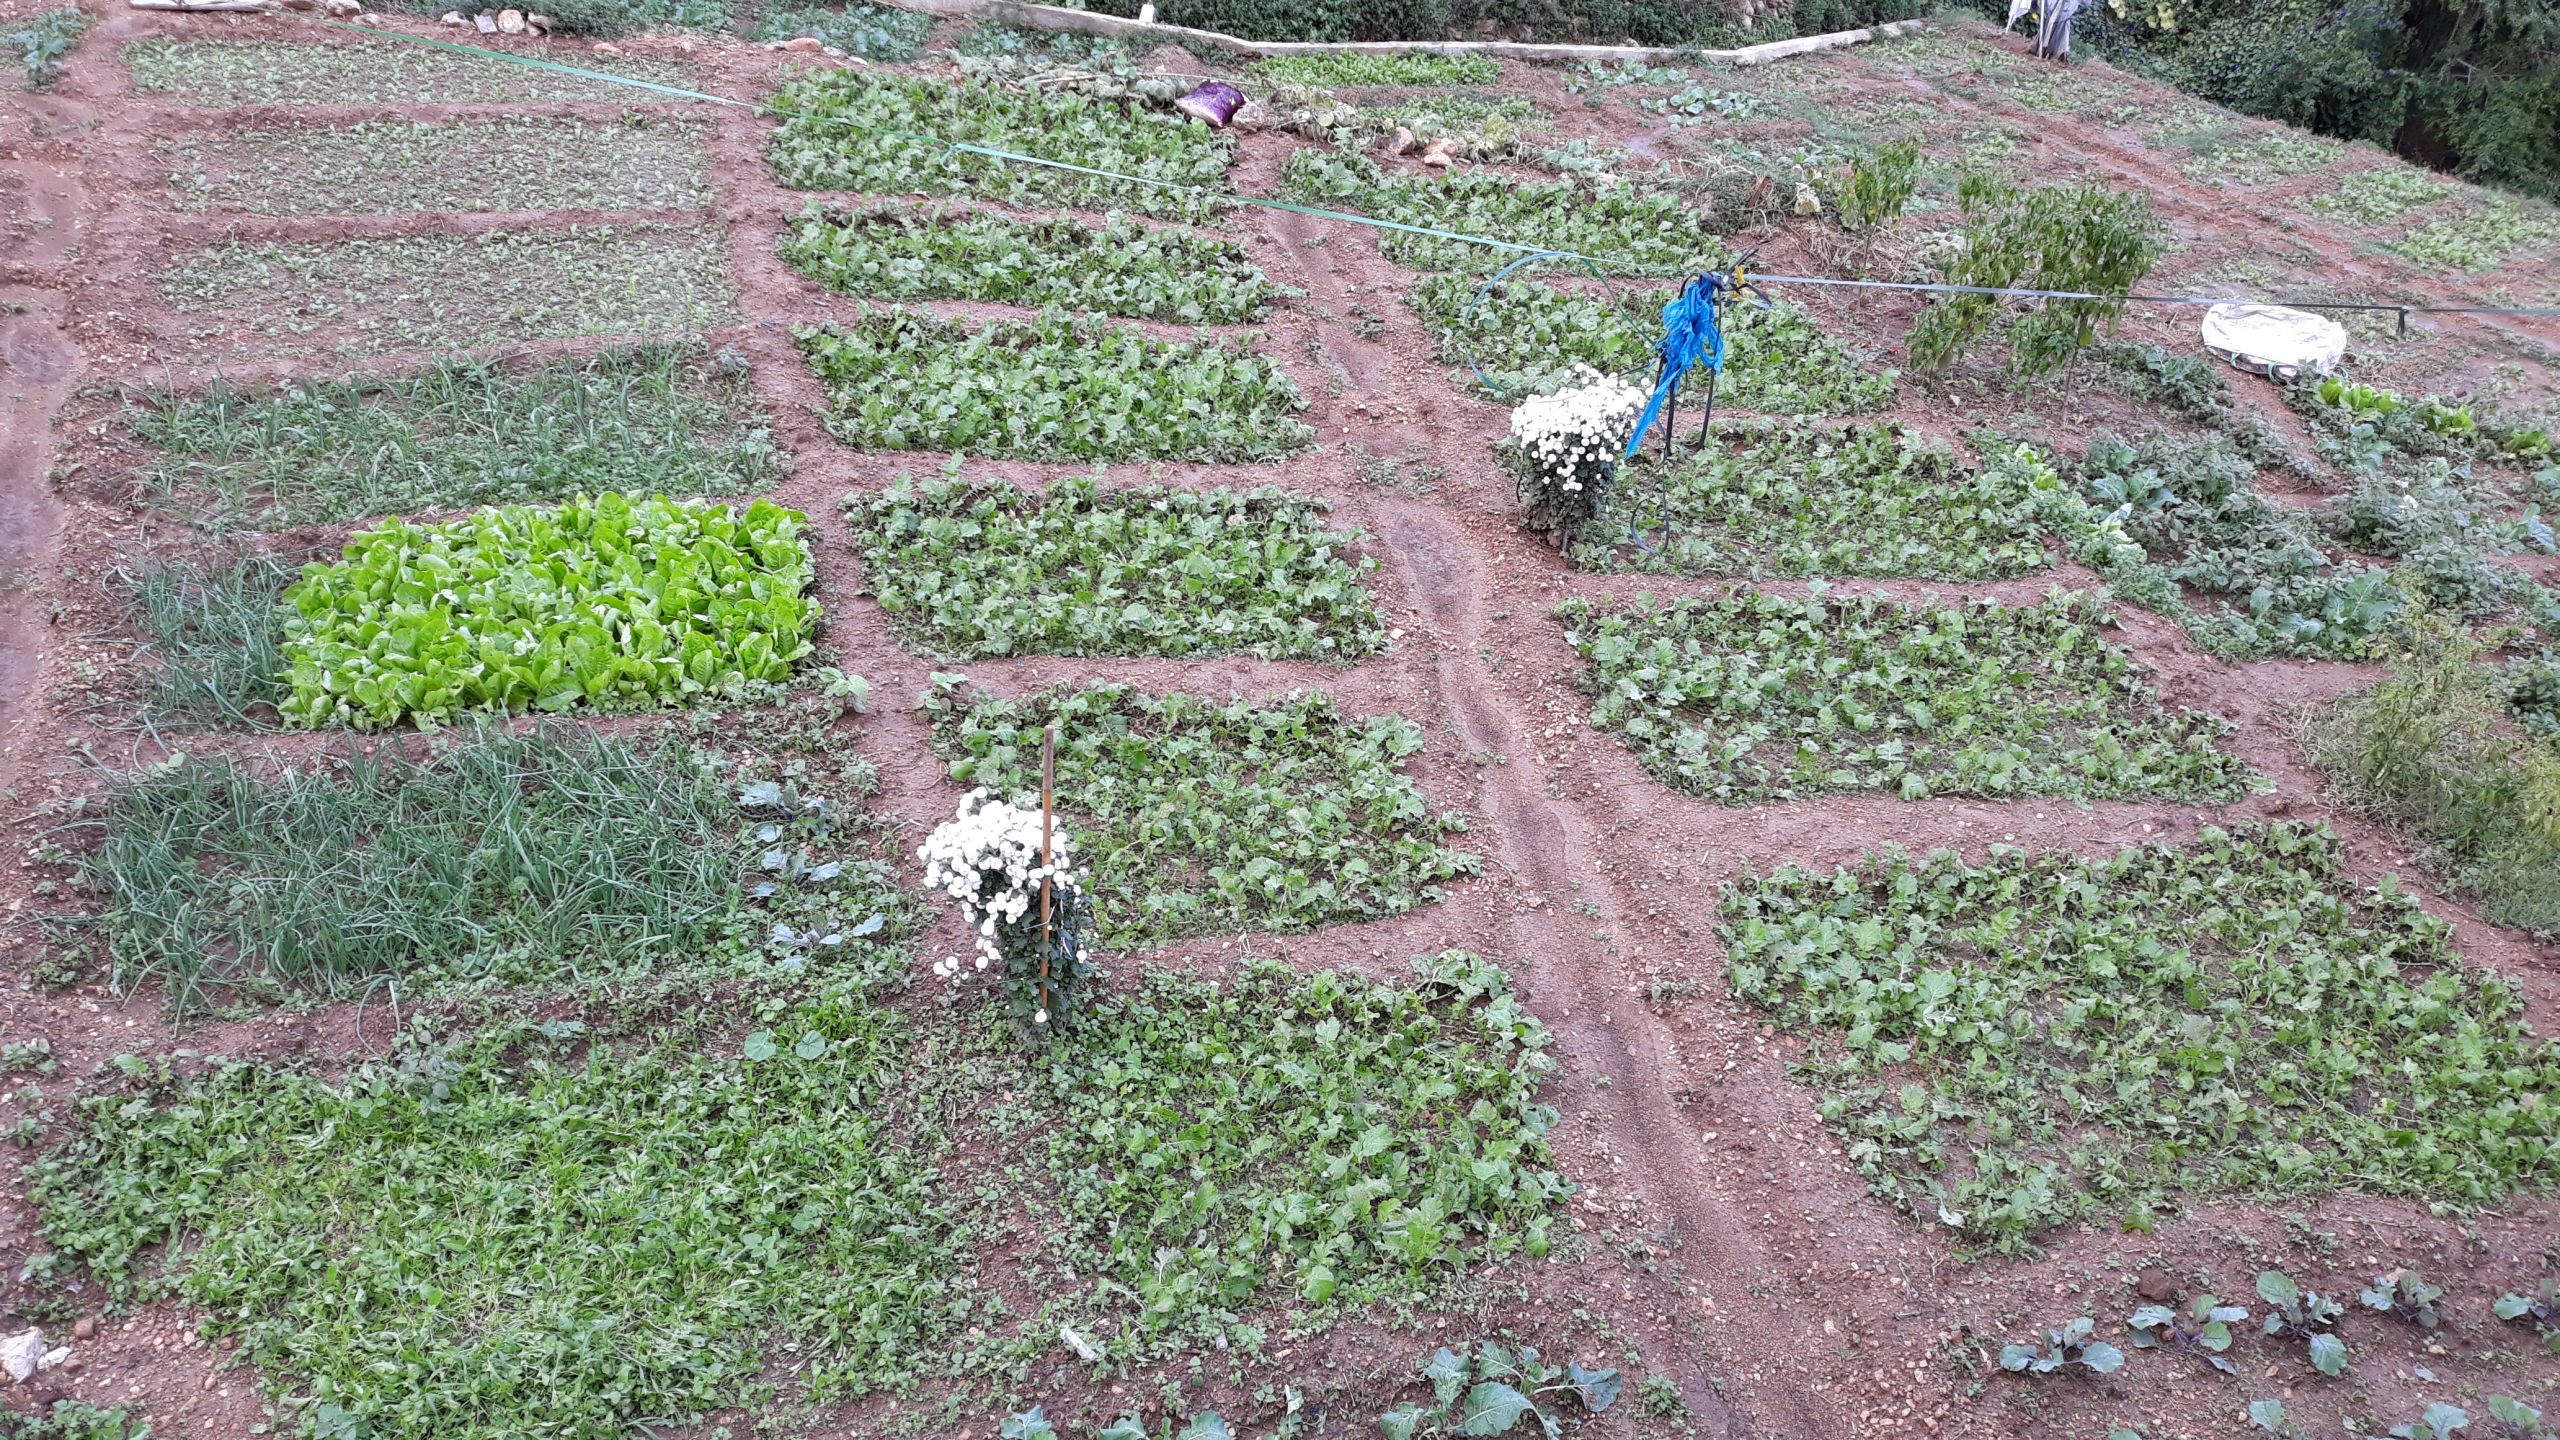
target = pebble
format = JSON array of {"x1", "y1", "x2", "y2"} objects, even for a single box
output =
[
  {"x1": 0, "y1": 1329, "x2": 43, "y2": 1384},
  {"x1": 71, "y1": 1319, "x2": 94, "y2": 1341},
  {"x1": 496, "y1": 8, "x2": 526, "y2": 32}
]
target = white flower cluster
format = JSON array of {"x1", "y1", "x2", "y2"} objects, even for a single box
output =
[
  {"x1": 919, "y1": 788, "x2": 1083, "y2": 986},
  {"x1": 1507, "y1": 366, "x2": 1644, "y2": 497}
]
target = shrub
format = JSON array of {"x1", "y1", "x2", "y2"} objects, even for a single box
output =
[
  {"x1": 2308, "y1": 610, "x2": 2560, "y2": 934},
  {"x1": 795, "y1": 310, "x2": 1310, "y2": 462},
  {"x1": 1725, "y1": 820, "x2": 2560, "y2": 1254},
  {"x1": 1278, "y1": 147, "x2": 1714, "y2": 275},
  {"x1": 279, "y1": 493, "x2": 818, "y2": 729},
  {"x1": 85, "y1": 720, "x2": 910, "y2": 1009},
  {"x1": 766, "y1": 70, "x2": 1233, "y2": 219},
  {"x1": 1583, "y1": 422, "x2": 2050, "y2": 581},
  {"x1": 1836, "y1": 139, "x2": 1920, "y2": 231},
  {"x1": 779, "y1": 205, "x2": 1278, "y2": 324},
  {"x1": 1560, "y1": 588, "x2": 2255, "y2": 803},
  {"x1": 842, "y1": 475, "x2": 1386, "y2": 661},
  {"x1": 1907, "y1": 173, "x2": 2167, "y2": 376},
  {"x1": 926, "y1": 681, "x2": 1476, "y2": 946}
]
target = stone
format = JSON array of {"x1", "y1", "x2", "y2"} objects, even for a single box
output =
[
  {"x1": 321, "y1": 0, "x2": 361, "y2": 15},
  {"x1": 775, "y1": 34, "x2": 820, "y2": 49},
  {"x1": 1385, "y1": 125, "x2": 1416, "y2": 157},
  {"x1": 473, "y1": 10, "x2": 497, "y2": 31},
  {"x1": 439, "y1": 8, "x2": 466, "y2": 21},
  {"x1": 0, "y1": 1330, "x2": 43, "y2": 1384},
  {"x1": 2135, "y1": 1268, "x2": 2177, "y2": 1303},
  {"x1": 36, "y1": 1348, "x2": 68, "y2": 1372},
  {"x1": 525, "y1": 12, "x2": 550, "y2": 31},
  {"x1": 70, "y1": 1319, "x2": 95, "y2": 1342},
  {"x1": 496, "y1": 7, "x2": 526, "y2": 32},
  {"x1": 592, "y1": 39, "x2": 621, "y2": 52},
  {"x1": 1420, "y1": 138, "x2": 1457, "y2": 169}
]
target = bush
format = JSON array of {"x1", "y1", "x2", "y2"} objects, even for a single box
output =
[
  {"x1": 795, "y1": 310, "x2": 1310, "y2": 462},
  {"x1": 2309, "y1": 610, "x2": 2560, "y2": 934},
  {"x1": 279, "y1": 494, "x2": 818, "y2": 729},
  {"x1": 1907, "y1": 173, "x2": 2166, "y2": 376},
  {"x1": 1836, "y1": 139, "x2": 1920, "y2": 231}
]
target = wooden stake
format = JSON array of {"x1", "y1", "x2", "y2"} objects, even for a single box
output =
[{"x1": 1037, "y1": 724, "x2": 1055, "y2": 1023}]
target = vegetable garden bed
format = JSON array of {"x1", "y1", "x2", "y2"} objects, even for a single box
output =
[
  {"x1": 1410, "y1": 275, "x2": 1895, "y2": 415},
  {"x1": 127, "y1": 344, "x2": 781, "y2": 528},
  {"x1": 843, "y1": 476, "x2": 1386, "y2": 661},
  {"x1": 766, "y1": 70, "x2": 1234, "y2": 219},
  {"x1": 162, "y1": 116, "x2": 715, "y2": 216},
  {"x1": 160, "y1": 225, "x2": 736, "y2": 357},
  {"x1": 33, "y1": 950, "x2": 1559, "y2": 1433},
  {"x1": 85, "y1": 720, "x2": 909, "y2": 1011},
  {"x1": 1560, "y1": 589, "x2": 2254, "y2": 802},
  {"x1": 1723, "y1": 821, "x2": 2560, "y2": 1256},
  {"x1": 927, "y1": 681, "x2": 1476, "y2": 945},
  {"x1": 1578, "y1": 423, "x2": 2049, "y2": 579},
  {"x1": 279, "y1": 493, "x2": 817, "y2": 729},
  {"x1": 1279, "y1": 149, "x2": 1715, "y2": 275},
  {"x1": 121, "y1": 36, "x2": 692, "y2": 104},
  {"x1": 780, "y1": 205, "x2": 1279, "y2": 323},
  {"x1": 796, "y1": 310, "x2": 1310, "y2": 461}
]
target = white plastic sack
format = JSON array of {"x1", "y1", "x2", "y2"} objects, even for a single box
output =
[{"x1": 2200, "y1": 302, "x2": 2348, "y2": 381}]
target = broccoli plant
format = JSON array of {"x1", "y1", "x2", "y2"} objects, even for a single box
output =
[
  {"x1": 1999, "y1": 1318, "x2": 2126, "y2": 1377},
  {"x1": 2493, "y1": 1279, "x2": 2560, "y2": 1354},
  {"x1": 2359, "y1": 1270, "x2": 2447, "y2": 1330},
  {"x1": 2129, "y1": 1293, "x2": 2250, "y2": 1373},
  {"x1": 1381, "y1": 1342, "x2": 1620, "y2": 1439},
  {"x1": 2258, "y1": 1271, "x2": 2350, "y2": 1377}
]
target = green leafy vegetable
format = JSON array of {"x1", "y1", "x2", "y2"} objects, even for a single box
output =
[
  {"x1": 844, "y1": 475, "x2": 1386, "y2": 661},
  {"x1": 781, "y1": 204, "x2": 1280, "y2": 324},
  {"x1": 1279, "y1": 147, "x2": 1714, "y2": 275},
  {"x1": 279, "y1": 493, "x2": 818, "y2": 729}
]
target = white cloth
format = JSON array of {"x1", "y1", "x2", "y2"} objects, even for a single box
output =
[{"x1": 2200, "y1": 303, "x2": 2349, "y2": 381}]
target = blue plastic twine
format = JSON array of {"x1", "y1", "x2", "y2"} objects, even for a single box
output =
[{"x1": 1623, "y1": 274, "x2": 1725, "y2": 460}]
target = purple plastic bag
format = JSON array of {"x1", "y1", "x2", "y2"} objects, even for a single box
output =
[{"x1": 1174, "y1": 81, "x2": 1245, "y2": 127}]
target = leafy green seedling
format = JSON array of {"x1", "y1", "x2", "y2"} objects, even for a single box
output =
[
  {"x1": 1006, "y1": 1410, "x2": 1258, "y2": 1440},
  {"x1": 1998, "y1": 1318, "x2": 2125, "y2": 1377},
  {"x1": 2130, "y1": 1294, "x2": 2249, "y2": 1372},
  {"x1": 2359, "y1": 1270, "x2": 2447, "y2": 1330},
  {"x1": 2377, "y1": 1402, "x2": 2474, "y2": 1440},
  {"x1": 2493, "y1": 1279, "x2": 2560, "y2": 1353},
  {"x1": 1380, "y1": 1341, "x2": 1620, "y2": 1438},
  {"x1": 2482, "y1": 1397, "x2": 2549, "y2": 1440},
  {"x1": 2258, "y1": 1271, "x2": 2349, "y2": 1377}
]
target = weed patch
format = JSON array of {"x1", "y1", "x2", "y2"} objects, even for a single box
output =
[
  {"x1": 121, "y1": 37, "x2": 690, "y2": 104},
  {"x1": 843, "y1": 475, "x2": 1385, "y2": 661},
  {"x1": 1560, "y1": 588, "x2": 2253, "y2": 803},
  {"x1": 795, "y1": 310, "x2": 1309, "y2": 461},
  {"x1": 127, "y1": 344, "x2": 781, "y2": 528},
  {"x1": 2309, "y1": 613, "x2": 2560, "y2": 934},
  {"x1": 162, "y1": 116, "x2": 712, "y2": 216},
  {"x1": 34, "y1": 1000, "x2": 968, "y2": 1438},
  {"x1": 780, "y1": 205, "x2": 1277, "y2": 323},
  {"x1": 767, "y1": 70, "x2": 1232, "y2": 219},
  {"x1": 280, "y1": 494, "x2": 816, "y2": 729},
  {"x1": 1039, "y1": 952, "x2": 1561, "y2": 1331},
  {"x1": 159, "y1": 225, "x2": 735, "y2": 358},
  {"x1": 927, "y1": 682, "x2": 1476, "y2": 947},
  {"x1": 1580, "y1": 423, "x2": 2049, "y2": 581},
  {"x1": 81, "y1": 719, "x2": 909, "y2": 1010},
  {"x1": 1251, "y1": 52, "x2": 1499, "y2": 86},
  {"x1": 1723, "y1": 821, "x2": 2560, "y2": 1255},
  {"x1": 1407, "y1": 275, "x2": 1895, "y2": 414},
  {"x1": 1279, "y1": 149, "x2": 1714, "y2": 275}
]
